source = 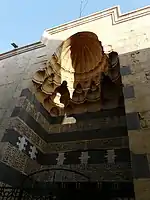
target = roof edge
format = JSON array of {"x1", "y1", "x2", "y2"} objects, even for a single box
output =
[
  {"x1": 42, "y1": 5, "x2": 150, "y2": 41},
  {"x1": 0, "y1": 5, "x2": 149, "y2": 60},
  {"x1": 0, "y1": 42, "x2": 45, "y2": 61}
]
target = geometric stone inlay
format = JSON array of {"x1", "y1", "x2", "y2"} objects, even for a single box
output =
[
  {"x1": 105, "y1": 149, "x2": 116, "y2": 164},
  {"x1": 16, "y1": 136, "x2": 27, "y2": 151},
  {"x1": 123, "y1": 85, "x2": 135, "y2": 99},
  {"x1": 132, "y1": 153, "x2": 150, "y2": 178},
  {"x1": 56, "y1": 153, "x2": 66, "y2": 165},
  {"x1": 120, "y1": 66, "x2": 131, "y2": 76},
  {"x1": 1, "y1": 143, "x2": 28, "y2": 173},
  {"x1": 126, "y1": 112, "x2": 140, "y2": 130},
  {"x1": 29, "y1": 146, "x2": 38, "y2": 160},
  {"x1": 79, "y1": 152, "x2": 90, "y2": 165}
]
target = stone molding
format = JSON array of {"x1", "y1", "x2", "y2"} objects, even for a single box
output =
[
  {"x1": 0, "y1": 42, "x2": 45, "y2": 61},
  {"x1": 42, "y1": 5, "x2": 150, "y2": 42}
]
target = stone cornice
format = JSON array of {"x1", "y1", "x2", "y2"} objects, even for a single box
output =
[
  {"x1": 0, "y1": 42, "x2": 45, "y2": 61},
  {"x1": 42, "y1": 5, "x2": 150, "y2": 42}
]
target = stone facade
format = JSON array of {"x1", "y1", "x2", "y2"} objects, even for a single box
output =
[{"x1": 0, "y1": 5, "x2": 150, "y2": 200}]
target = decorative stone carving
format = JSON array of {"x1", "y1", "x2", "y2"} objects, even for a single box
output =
[
  {"x1": 2, "y1": 143, "x2": 27, "y2": 173},
  {"x1": 16, "y1": 136, "x2": 27, "y2": 151},
  {"x1": 29, "y1": 145, "x2": 38, "y2": 160},
  {"x1": 56, "y1": 153, "x2": 66, "y2": 165},
  {"x1": 33, "y1": 32, "x2": 122, "y2": 116},
  {"x1": 79, "y1": 152, "x2": 90, "y2": 165},
  {"x1": 9, "y1": 117, "x2": 47, "y2": 152},
  {"x1": 105, "y1": 150, "x2": 117, "y2": 164}
]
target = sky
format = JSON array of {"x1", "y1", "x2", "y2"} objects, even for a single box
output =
[{"x1": 0, "y1": 0, "x2": 149, "y2": 53}]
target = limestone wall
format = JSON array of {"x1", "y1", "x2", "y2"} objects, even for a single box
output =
[
  {"x1": 0, "y1": 43, "x2": 47, "y2": 137},
  {"x1": 43, "y1": 6, "x2": 150, "y2": 54},
  {"x1": 120, "y1": 48, "x2": 150, "y2": 200},
  {"x1": 0, "y1": 6, "x2": 149, "y2": 128}
]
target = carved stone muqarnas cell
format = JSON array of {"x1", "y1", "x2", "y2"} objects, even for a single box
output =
[{"x1": 32, "y1": 32, "x2": 122, "y2": 116}]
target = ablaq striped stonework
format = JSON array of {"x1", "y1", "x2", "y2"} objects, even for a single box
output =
[{"x1": 0, "y1": 66, "x2": 137, "y2": 199}]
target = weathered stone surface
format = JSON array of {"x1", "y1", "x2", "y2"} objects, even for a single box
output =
[
  {"x1": 0, "y1": 45, "x2": 47, "y2": 135},
  {"x1": 123, "y1": 85, "x2": 135, "y2": 99},
  {"x1": 126, "y1": 112, "x2": 140, "y2": 130},
  {"x1": 132, "y1": 153, "x2": 150, "y2": 178},
  {"x1": 122, "y1": 71, "x2": 148, "y2": 85},
  {"x1": 43, "y1": 6, "x2": 150, "y2": 54},
  {"x1": 39, "y1": 163, "x2": 132, "y2": 182},
  {"x1": 0, "y1": 118, "x2": 10, "y2": 141},
  {"x1": 128, "y1": 129, "x2": 150, "y2": 154},
  {"x1": 21, "y1": 98, "x2": 51, "y2": 132},
  {"x1": 24, "y1": 158, "x2": 41, "y2": 175},
  {"x1": 0, "y1": 84, "x2": 18, "y2": 108},
  {"x1": 48, "y1": 116, "x2": 126, "y2": 134},
  {"x1": 120, "y1": 66, "x2": 131, "y2": 76},
  {"x1": 8, "y1": 117, "x2": 47, "y2": 153},
  {"x1": 125, "y1": 96, "x2": 150, "y2": 113},
  {"x1": 0, "y1": 161, "x2": 27, "y2": 187},
  {"x1": 0, "y1": 109, "x2": 6, "y2": 122},
  {"x1": 138, "y1": 111, "x2": 150, "y2": 129},
  {"x1": 0, "y1": 142, "x2": 28, "y2": 173},
  {"x1": 46, "y1": 137, "x2": 129, "y2": 153},
  {"x1": 0, "y1": 5, "x2": 149, "y2": 198},
  {"x1": 134, "y1": 179, "x2": 150, "y2": 200}
]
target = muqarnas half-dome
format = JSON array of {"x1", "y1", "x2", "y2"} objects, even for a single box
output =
[{"x1": 32, "y1": 31, "x2": 109, "y2": 114}]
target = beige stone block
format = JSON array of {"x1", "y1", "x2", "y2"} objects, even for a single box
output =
[
  {"x1": 0, "y1": 56, "x2": 28, "y2": 86},
  {"x1": 13, "y1": 78, "x2": 34, "y2": 99},
  {"x1": 125, "y1": 96, "x2": 150, "y2": 113},
  {"x1": 129, "y1": 49, "x2": 150, "y2": 65},
  {"x1": 134, "y1": 82, "x2": 150, "y2": 99},
  {"x1": 128, "y1": 129, "x2": 150, "y2": 154},
  {"x1": 0, "y1": 83, "x2": 18, "y2": 108},
  {"x1": 134, "y1": 179, "x2": 150, "y2": 200},
  {"x1": 24, "y1": 62, "x2": 46, "y2": 80},
  {"x1": 119, "y1": 49, "x2": 150, "y2": 73},
  {"x1": 132, "y1": 61, "x2": 150, "y2": 74},
  {"x1": 122, "y1": 71, "x2": 147, "y2": 85},
  {"x1": 128, "y1": 130, "x2": 147, "y2": 154}
]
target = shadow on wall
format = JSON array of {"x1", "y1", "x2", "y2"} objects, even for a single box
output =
[{"x1": 59, "y1": 32, "x2": 124, "y2": 116}]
